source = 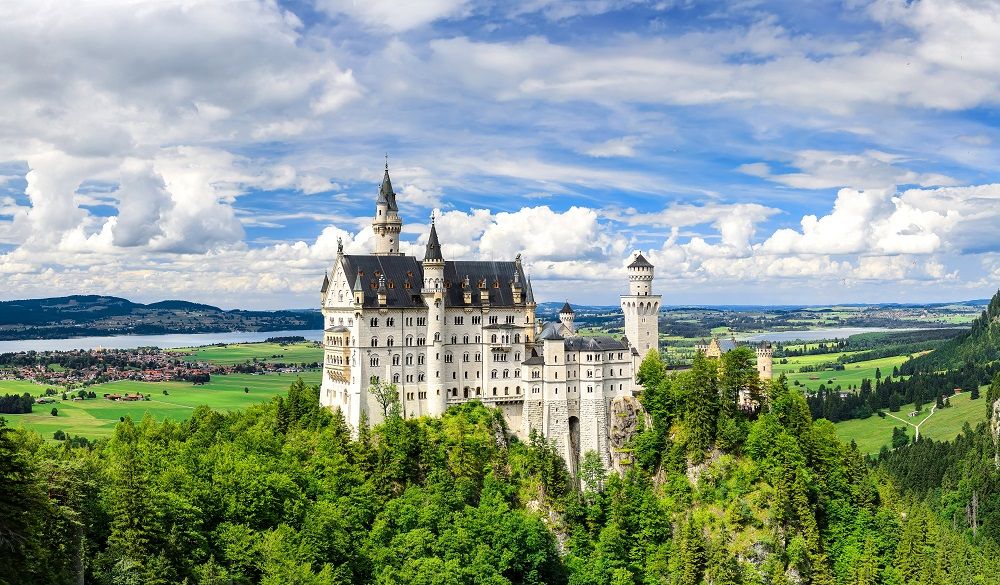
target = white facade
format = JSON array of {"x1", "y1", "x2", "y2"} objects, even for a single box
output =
[{"x1": 319, "y1": 165, "x2": 659, "y2": 470}]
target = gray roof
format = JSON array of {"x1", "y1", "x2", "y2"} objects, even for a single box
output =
[
  {"x1": 564, "y1": 336, "x2": 628, "y2": 352},
  {"x1": 338, "y1": 255, "x2": 532, "y2": 309},
  {"x1": 559, "y1": 301, "x2": 574, "y2": 314},
  {"x1": 375, "y1": 167, "x2": 398, "y2": 211},
  {"x1": 424, "y1": 220, "x2": 443, "y2": 261},
  {"x1": 718, "y1": 337, "x2": 738, "y2": 353},
  {"x1": 628, "y1": 253, "x2": 653, "y2": 268},
  {"x1": 324, "y1": 326, "x2": 349, "y2": 333},
  {"x1": 522, "y1": 348, "x2": 545, "y2": 365},
  {"x1": 320, "y1": 273, "x2": 330, "y2": 293},
  {"x1": 539, "y1": 322, "x2": 564, "y2": 341},
  {"x1": 525, "y1": 277, "x2": 535, "y2": 304}
]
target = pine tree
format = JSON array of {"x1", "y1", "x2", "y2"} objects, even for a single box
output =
[{"x1": 684, "y1": 352, "x2": 720, "y2": 461}]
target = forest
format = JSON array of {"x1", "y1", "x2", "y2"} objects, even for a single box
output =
[{"x1": 4, "y1": 348, "x2": 1000, "y2": 585}]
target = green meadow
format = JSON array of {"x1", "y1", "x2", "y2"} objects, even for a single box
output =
[
  {"x1": 1, "y1": 371, "x2": 321, "y2": 439},
  {"x1": 166, "y1": 341, "x2": 323, "y2": 365},
  {"x1": 832, "y1": 389, "x2": 988, "y2": 454},
  {"x1": 775, "y1": 353, "x2": 917, "y2": 391}
]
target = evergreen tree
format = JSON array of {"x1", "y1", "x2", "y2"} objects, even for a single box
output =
[{"x1": 684, "y1": 352, "x2": 720, "y2": 461}]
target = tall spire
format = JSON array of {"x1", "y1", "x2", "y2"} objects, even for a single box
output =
[
  {"x1": 376, "y1": 157, "x2": 398, "y2": 211},
  {"x1": 424, "y1": 212, "x2": 443, "y2": 262}
]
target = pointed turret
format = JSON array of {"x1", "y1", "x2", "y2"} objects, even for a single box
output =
[
  {"x1": 424, "y1": 215, "x2": 443, "y2": 261},
  {"x1": 560, "y1": 301, "x2": 574, "y2": 314},
  {"x1": 372, "y1": 157, "x2": 403, "y2": 255},
  {"x1": 353, "y1": 271, "x2": 364, "y2": 304}
]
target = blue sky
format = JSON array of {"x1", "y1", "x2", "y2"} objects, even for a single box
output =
[{"x1": 0, "y1": 0, "x2": 999, "y2": 309}]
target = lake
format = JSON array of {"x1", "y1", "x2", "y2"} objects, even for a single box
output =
[
  {"x1": 736, "y1": 327, "x2": 919, "y2": 343},
  {"x1": 0, "y1": 330, "x2": 324, "y2": 353}
]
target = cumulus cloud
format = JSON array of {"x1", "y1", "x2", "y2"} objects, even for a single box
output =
[
  {"x1": 584, "y1": 136, "x2": 641, "y2": 158},
  {"x1": 314, "y1": 0, "x2": 471, "y2": 31}
]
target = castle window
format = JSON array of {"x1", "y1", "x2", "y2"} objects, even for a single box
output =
[
  {"x1": 491, "y1": 334, "x2": 497, "y2": 343},
  {"x1": 472, "y1": 316, "x2": 481, "y2": 325},
  {"x1": 418, "y1": 355, "x2": 425, "y2": 365},
  {"x1": 370, "y1": 337, "x2": 378, "y2": 347},
  {"x1": 453, "y1": 372, "x2": 457, "y2": 379},
  {"x1": 451, "y1": 335, "x2": 458, "y2": 344},
  {"x1": 370, "y1": 317, "x2": 378, "y2": 327},
  {"x1": 417, "y1": 336, "x2": 425, "y2": 345},
  {"x1": 405, "y1": 354, "x2": 413, "y2": 366},
  {"x1": 587, "y1": 386, "x2": 593, "y2": 393},
  {"x1": 370, "y1": 356, "x2": 379, "y2": 367},
  {"x1": 418, "y1": 373, "x2": 425, "y2": 382},
  {"x1": 392, "y1": 354, "x2": 400, "y2": 366},
  {"x1": 386, "y1": 337, "x2": 394, "y2": 347},
  {"x1": 445, "y1": 353, "x2": 453, "y2": 363},
  {"x1": 503, "y1": 369, "x2": 510, "y2": 378},
  {"x1": 489, "y1": 316, "x2": 498, "y2": 325},
  {"x1": 475, "y1": 353, "x2": 481, "y2": 362},
  {"x1": 514, "y1": 334, "x2": 520, "y2": 343},
  {"x1": 475, "y1": 335, "x2": 481, "y2": 343},
  {"x1": 370, "y1": 375, "x2": 379, "y2": 384},
  {"x1": 506, "y1": 316, "x2": 515, "y2": 324},
  {"x1": 434, "y1": 333, "x2": 441, "y2": 342},
  {"x1": 504, "y1": 387, "x2": 509, "y2": 395},
  {"x1": 405, "y1": 335, "x2": 413, "y2": 346},
  {"x1": 405, "y1": 317, "x2": 413, "y2": 326},
  {"x1": 463, "y1": 352, "x2": 470, "y2": 363},
  {"x1": 406, "y1": 375, "x2": 413, "y2": 383},
  {"x1": 516, "y1": 386, "x2": 521, "y2": 394},
  {"x1": 386, "y1": 317, "x2": 395, "y2": 326},
  {"x1": 454, "y1": 316, "x2": 464, "y2": 325},
  {"x1": 587, "y1": 370, "x2": 592, "y2": 378},
  {"x1": 491, "y1": 369, "x2": 498, "y2": 379},
  {"x1": 463, "y1": 335, "x2": 469, "y2": 344},
  {"x1": 532, "y1": 370, "x2": 540, "y2": 379},
  {"x1": 417, "y1": 317, "x2": 427, "y2": 326},
  {"x1": 514, "y1": 352, "x2": 521, "y2": 361},
  {"x1": 393, "y1": 373, "x2": 400, "y2": 383},
  {"x1": 514, "y1": 369, "x2": 520, "y2": 378}
]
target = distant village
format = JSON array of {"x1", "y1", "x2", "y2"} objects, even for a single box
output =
[{"x1": 0, "y1": 346, "x2": 317, "y2": 393}]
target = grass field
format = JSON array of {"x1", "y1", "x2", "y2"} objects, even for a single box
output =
[
  {"x1": 833, "y1": 389, "x2": 988, "y2": 454},
  {"x1": 776, "y1": 353, "x2": 915, "y2": 391},
  {"x1": 167, "y1": 341, "x2": 323, "y2": 365},
  {"x1": 1, "y1": 371, "x2": 320, "y2": 439}
]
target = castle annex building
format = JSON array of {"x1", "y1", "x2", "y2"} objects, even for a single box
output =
[{"x1": 319, "y1": 164, "x2": 660, "y2": 471}]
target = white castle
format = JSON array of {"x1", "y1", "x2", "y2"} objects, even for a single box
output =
[{"x1": 319, "y1": 163, "x2": 660, "y2": 471}]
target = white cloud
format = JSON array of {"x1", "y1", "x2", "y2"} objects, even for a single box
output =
[
  {"x1": 314, "y1": 0, "x2": 471, "y2": 31},
  {"x1": 738, "y1": 150, "x2": 957, "y2": 190},
  {"x1": 584, "y1": 136, "x2": 641, "y2": 158}
]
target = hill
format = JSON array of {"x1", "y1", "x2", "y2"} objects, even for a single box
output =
[
  {"x1": 903, "y1": 288, "x2": 1000, "y2": 373},
  {"x1": 0, "y1": 295, "x2": 322, "y2": 341}
]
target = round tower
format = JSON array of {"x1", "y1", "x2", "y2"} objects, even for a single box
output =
[
  {"x1": 627, "y1": 253, "x2": 654, "y2": 296},
  {"x1": 756, "y1": 343, "x2": 773, "y2": 380},
  {"x1": 559, "y1": 301, "x2": 575, "y2": 334},
  {"x1": 372, "y1": 159, "x2": 403, "y2": 256},
  {"x1": 620, "y1": 252, "x2": 661, "y2": 366}
]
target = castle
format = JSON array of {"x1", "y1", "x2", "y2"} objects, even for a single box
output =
[{"x1": 319, "y1": 163, "x2": 660, "y2": 471}]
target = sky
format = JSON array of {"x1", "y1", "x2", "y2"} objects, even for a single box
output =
[{"x1": 1, "y1": 0, "x2": 999, "y2": 309}]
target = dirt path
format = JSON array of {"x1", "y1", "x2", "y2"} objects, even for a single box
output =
[{"x1": 885, "y1": 405, "x2": 937, "y2": 440}]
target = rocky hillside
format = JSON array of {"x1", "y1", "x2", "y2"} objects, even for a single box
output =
[{"x1": 0, "y1": 295, "x2": 321, "y2": 340}]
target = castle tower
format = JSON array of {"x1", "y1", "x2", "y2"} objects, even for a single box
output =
[
  {"x1": 559, "y1": 301, "x2": 575, "y2": 335},
  {"x1": 620, "y1": 252, "x2": 661, "y2": 361},
  {"x1": 372, "y1": 160, "x2": 403, "y2": 255},
  {"x1": 756, "y1": 343, "x2": 773, "y2": 380},
  {"x1": 422, "y1": 214, "x2": 447, "y2": 416},
  {"x1": 539, "y1": 327, "x2": 572, "y2": 471}
]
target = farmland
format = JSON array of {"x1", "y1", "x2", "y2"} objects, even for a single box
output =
[
  {"x1": 167, "y1": 340, "x2": 323, "y2": 365},
  {"x1": 775, "y1": 352, "x2": 917, "y2": 391},
  {"x1": 1, "y1": 371, "x2": 320, "y2": 439}
]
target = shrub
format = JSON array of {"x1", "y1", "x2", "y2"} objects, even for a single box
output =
[{"x1": 50, "y1": 407, "x2": 58, "y2": 417}]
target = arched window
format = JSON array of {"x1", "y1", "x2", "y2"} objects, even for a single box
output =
[
  {"x1": 370, "y1": 317, "x2": 378, "y2": 327},
  {"x1": 491, "y1": 334, "x2": 497, "y2": 343},
  {"x1": 370, "y1": 356, "x2": 379, "y2": 367},
  {"x1": 417, "y1": 337, "x2": 425, "y2": 345},
  {"x1": 514, "y1": 334, "x2": 520, "y2": 343},
  {"x1": 491, "y1": 369, "x2": 498, "y2": 379},
  {"x1": 463, "y1": 352, "x2": 470, "y2": 363},
  {"x1": 386, "y1": 337, "x2": 394, "y2": 347},
  {"x1": 386, "y1": 317, "x2": 395, "y2": 326},
  {"x1": 451, "y1": 335, "x2": 457, "y2": 344},
  {"x1": 370, "y1": 337, "x2": 378, "y2": 347},
  {"x1": 418, "y1": 373, "x2": 425, "y2": 382},
  {"x1": 392, "y1": 373, "x2": 400, "y2": 383},
  {"x1": 405, "y1": 335, "x2": 413, "y2": 346},
  {"x1": 475, "y1": 353, "x2": 481, "y2": 362},
  {"x1": 405, "y1": 354, "x2": 413, "y2": 366},
  {"x1": 514, "y1": 369, "x2": 520, "y2": 378},
  {"x1": 463, "y1": 335, "x2": 469, "y2": 344},
  {"x1": 392, "y1": 354, "x2": 400, "y2": 366},
  {"x1": 514, "y1": 352, "x2": 521, "y2": 361},
  {"x1": 434, "y1": 332, "x2": 441, "y2": 342},
  {"x1": 503, "y1": 369, "x2": 509, "y2": 378},
  {"x1": 445, "y1": 353, "x2": 453, "y2": 363},
  {"x1": 418, "y1": 355, "x2": 425, "y2": 365}
]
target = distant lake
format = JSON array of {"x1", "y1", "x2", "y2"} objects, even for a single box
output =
[
  {"x1": 0, "y1": 329, "x2": 324, "y2": 353},
  {"x1": 737, "y1": 327, "x2": 920, "y2": 343}
]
